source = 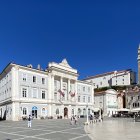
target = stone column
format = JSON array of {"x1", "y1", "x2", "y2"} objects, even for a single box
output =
[
  {"x1": 60, "y1": 77, "x2": 63, "y2": 100},
  {"x1": 61, "y1": 104, "x2": 64, "y2": 118},
  {"x1": 68, "y1": 105, "x2": 71, "y2": 118},
  {"x1": 68, "y1": 79, "x2": 70, "y2": 101},
  {"x1": 91, "y1": 84, "x2": 94, "y2": 110},
  {"x1": 51, "y1": 75, "x2": 54, "y2": 100},
  {"x1": 60, "y1": 77, "x2": 63, "y2": 91},
  {"x1": 48, "y1": 73, "x2": 52, "y2": 102},
  {"x1": 12, "y1": 102, "x2": 20, "y2": 121},
  {"x1": 48, "y1": 104, "x2": 52, "y2": 117},
  {"x1": 75, "y1": 81, "x2": 78, "y2": 103},
  {"x1": 11, "y1": 67, "x2": 15, "y2": 100}
]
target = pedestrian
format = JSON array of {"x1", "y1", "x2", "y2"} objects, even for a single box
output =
[
  {"x1": 70, "y1": 116, "x2": 73, "y2": 125},
  {"x1": 28, "y1": 115, "x2": 32, "y2": 128},
  {"x1": 90, "y1": 114, "x2": 93, "y2": 124},
  {"x1": 74, "y1": 115, "x2": 78, "y2": 125}
]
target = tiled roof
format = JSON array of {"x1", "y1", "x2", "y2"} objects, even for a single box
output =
[{"x1": 82, "y1": 69, "x2": 132, "y2": 80}]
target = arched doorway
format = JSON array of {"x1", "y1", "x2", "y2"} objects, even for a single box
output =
[
  {"x1": 32, "y1": 106, "x2": 38, "y2": 118},
  {"x1": 64, "y1": 107, "x2": 68, "y2": 118}
]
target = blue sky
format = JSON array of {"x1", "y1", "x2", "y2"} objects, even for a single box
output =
[{"x1": 0, "y1": 0, "x2": 140, "y2": 79}]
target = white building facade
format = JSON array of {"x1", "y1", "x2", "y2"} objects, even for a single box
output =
[
  {"x1": 94, "y1": 89, "x2": 118, "y2": 117},
  {"x1": 83, "y1": 69, "x2": 136, "y2": 89},
  {"x1": 0, "y1": 59, "x2": 94, "y2": 121}
]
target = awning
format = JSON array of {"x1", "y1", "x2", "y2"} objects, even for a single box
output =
[
  {"x1": 131, "y1": 108, "x2": 140, "y2": 112},
  {"x1": 32, "y1": 106, "x2": 38, "y2": 110},
  {"x1": 117, "y1": 108, "x2": 130, "y2": 112},
  {"x1": 93, "y1": 108, "x2": 100, "y2": 112}
]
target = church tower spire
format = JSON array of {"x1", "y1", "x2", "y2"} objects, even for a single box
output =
[{"x1": 137, "y1": 44, "x2": 140, "y2": 84}]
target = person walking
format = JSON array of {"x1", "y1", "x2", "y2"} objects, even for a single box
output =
[
  {"x1": 89, "y1": 114, "x2": 93, "y2": 124},
  {"x1": 70, "y1": 116, "x2": 73, "y2": 125},
  {"x1": 74, "y1": 115, "x2": 78, "y2": 125},
  {"x1": 28, "y1": 115, "x2": 32, "y2": 128}
]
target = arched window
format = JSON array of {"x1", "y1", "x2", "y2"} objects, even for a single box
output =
[
  {"x1": 72, "y1": 109, "x2": 74, "y2": 115},
  {"x1": 78, "y1": 108, "x2": 81, "y2": 114},
  {"x1": 88, "y1": 109, "x2": 90, "y2": 115},
  {"x1": 83, "y1": 108, "x2": 86, "y2": 116},
  {"x1": 42, "y1": 108, "x2": 45, "y2": 115},
  {"x1": 56, "y1": 108, "x2": 59, "y2": 115},
  {"x1": 133, "y1": 103, "x2": 135, "y2": 107},
  {"x1": 78, "y1": 96, "x2": 80, "y2": 102},
  {"x1": 138, "y1": 103, "x2": 140, "y2": 107},
  {"x1": 23, "y1": 108, "x2": 27, "y2": 115}
]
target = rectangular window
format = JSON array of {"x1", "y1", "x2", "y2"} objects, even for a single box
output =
[
  {"x1": 33, "y1": 76, "x2": 36, "y2": 83},
  {"x1": 83, "y1": 87, "x2": 85, "y2": 92},
  {"x1": 78, "y1": 96, "x2": 80, "y2": 102},
  {"x1": 42, "y1": 91, "x2": 45, "y2": 99},
  {"x1": 54, "y1": 93, "x2": 57, "y2": 101},
  {"x1": 42, "y1": 78, "x2": 45, "y2": 84},
  {"x1": 88, "y1": 96, "x2": 90, "y2": 102},
  {"x1": 33, "y1": 88, "x2": 37, "y2": 98},
  {"x1": 54, "y1": 81, "x2": 57, "y2": 91},
  {"x1": 22, "y1": 88, "x2": 27, "y2": 97},
  {"x1": 83, "y1": 96, "x2": 85, "y2": 102},
  {"x1": 70, "y1": 85, "x2": 72, "y2": 90},
  {"x1": 88, "y1": 87, "x2": 90, "y2": 92},
  {"x1": 22, "y1": 74, "x2": 27, "y2": 81}
]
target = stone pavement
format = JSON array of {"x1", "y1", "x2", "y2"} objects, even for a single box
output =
[
  {"x1": 0, "y1": 118, "x2": 91, "y2": 140},
  {"x1": 84, "y1": 117, "x2": 140, "y2": 140}
]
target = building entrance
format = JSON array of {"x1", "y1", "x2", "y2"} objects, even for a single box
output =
[
  {"x1": 64, "y1": 107, "x2": 68, "y2": 118},
  {"x1": 32, "y1": 106, "x2": 38, "y2": 118}
]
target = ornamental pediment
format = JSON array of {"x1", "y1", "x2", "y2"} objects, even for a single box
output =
[
  {"x1": 59, "y1": 59, "x2": 72, "y2": 68},
  {"x1": 48, "y1": 59, "x2": 78, "y2": 74}
]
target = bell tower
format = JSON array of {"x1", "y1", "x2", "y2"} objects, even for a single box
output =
[{"x1": 138, "y1": 45, "x2": 140, "y2": 84}]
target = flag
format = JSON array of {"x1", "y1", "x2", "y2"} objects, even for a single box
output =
[
  {"x1": 71, "y1": 92, "x2": 75, "y2": 97},
  {"x1": 69, "y1": 91, "x2": 75, "y2": 97},
  {"x1": 58, "y1": 89, "x2": 64, "y2": 97},
  {"x1": 69, "y1": 90, "x2": 72, "y2": 95}
]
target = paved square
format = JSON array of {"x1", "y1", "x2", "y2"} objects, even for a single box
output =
[
  {"x1": 85, "y1": 118, "x2": 140, "y2": 140},
  {"x1": 0, "y1": 118, "x2": 91, "y2": 140}
]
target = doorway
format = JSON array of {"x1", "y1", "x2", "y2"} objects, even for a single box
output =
[
  {"x1": 32, "y1": 106, "x2": 38, "y2": 118},
  {"x1": 64, "y1": 107, "x2": 68, "y2": 118}
]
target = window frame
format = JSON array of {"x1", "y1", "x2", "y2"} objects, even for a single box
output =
[
  {"x1": 42, "y1": 78, "x2": 45, "y2": 84},
  {"x1": 22, "y1": 88, "x2": 27, "y2": 98},
  {"x1": 42, "y1": 90, "x2": 46, "y2": 99},
  {"x1": 22, "y1": 73, "x2": 27, "y2": 82},
  {"x1": 23, "y1": 107, "x2": 27, "y2": 115},
  {"x1": 33, "y1": 76, "x2": 36, "y2": 83}
]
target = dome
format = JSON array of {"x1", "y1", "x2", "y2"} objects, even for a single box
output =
[{"x1": 105, "y1": 89, "x2": 117, "y2": 94}]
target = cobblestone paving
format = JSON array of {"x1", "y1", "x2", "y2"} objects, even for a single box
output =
[
  {"x1": 85, "y1": 117, "x2": 140, "y2": 140},
  {"x1": 0, "y1": 118, "x2": 91, "y2": 140}
]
